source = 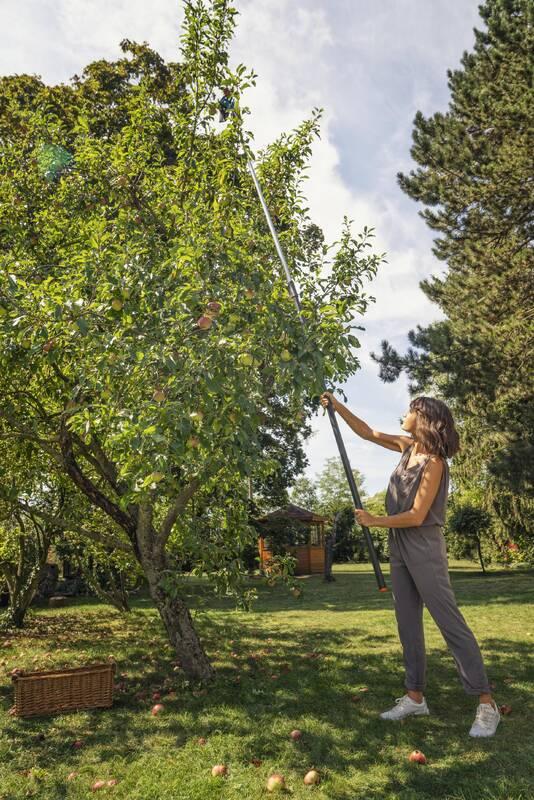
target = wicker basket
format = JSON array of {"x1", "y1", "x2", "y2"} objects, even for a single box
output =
[{"x1": 11, "y1": 662, "x2": 116, "y2": 718}]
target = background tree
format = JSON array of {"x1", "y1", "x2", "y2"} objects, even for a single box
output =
[
  {"x1": 289, "y1": 475, "x2": 320, "y2": 511},
  {"x1": 0, "y1": 442, "x2": 66, "y2": 628},
  {"x1": 315, "y1": 457, "x2": 367, "y2": 516},
  {"x1": 372, "y1": 0, "x2": 533, "y2": 563},
  {"x1": 447, "y1": 500, "x2": 492, "y2": 574},
  {"x1": 0, "y1": 1, "x2": 383, "y2": 681}
]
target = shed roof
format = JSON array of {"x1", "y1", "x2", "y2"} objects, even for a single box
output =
[{"x1": 256, "y1": 503, "x2": 329, "y2": 524}]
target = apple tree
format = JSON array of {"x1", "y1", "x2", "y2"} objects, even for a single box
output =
[{"x1": 0, "y1": 0, "x2": 383, "y2": 680}]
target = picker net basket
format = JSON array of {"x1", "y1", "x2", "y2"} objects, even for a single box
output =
[{"x1": 11, "y1": 662, "x2": 116, "y2": 718}]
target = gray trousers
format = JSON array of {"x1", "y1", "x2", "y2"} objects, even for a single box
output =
[{"x1": 388, "y1": 525, "x2": 491, "y2": 696}]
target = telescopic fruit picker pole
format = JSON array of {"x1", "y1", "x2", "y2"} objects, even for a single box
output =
[{"x1": 220, "y1": 98, "x2": 387, "y2": 592}]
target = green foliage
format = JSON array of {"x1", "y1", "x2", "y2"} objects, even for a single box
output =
[
  {"x1": 315, "y1": 457, "x2": 367, "y2": 516},
  {"x1": 372, "y1": 0, "x2": 533, "y2": 560},
  {"x1": 288, "y1": 475, "x2": 319, "y2": 511},
  {"x1": 0, "y1": 2, "x2": 383, "y2": 671}
]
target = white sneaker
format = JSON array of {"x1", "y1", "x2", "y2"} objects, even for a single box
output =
[
  {"x1": 380, "y1": 694, "x2": 430, "y2": 721},
  {"x1": 469, "y1": 701, "x2": 501, "y2": 737}
]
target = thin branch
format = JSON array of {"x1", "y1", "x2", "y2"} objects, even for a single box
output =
[
  {"x1": 16, "y1": 501, "x2": 133, "y2": 554},
  {"x1": 160, "y1": 477, "x2": 201, "y2": 545},
  {"x1": 59, "y1": 418, "x2": 136, "y2": 537}
]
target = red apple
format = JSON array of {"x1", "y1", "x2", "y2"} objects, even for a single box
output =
[
  {"x1": 211, "y1": 764, "x2": 228, "y2": 777},
  {"x1": 92, "y1": 780, "x2": 107, "y2": 791},
  {"x1": 207, "y1": 301, "x2": 222, "y2": 314},
  {"x1": 409, "y1": 750, "x2": 427, "y2": 764},
  {"x1": 197, "y1": 737, "x2": 207, "y2": 746},
  {"x1": 72, "y1": 739, "x2": 83, "y2": 749},
  {"x1": 107, "y1": 779, "x2": 118, "y2": 787},
  {"x1": 151, "y1": 703, "x2": 164, "y2": 716},
  {"x1": 304, "y1": 769, "x2": 321, "y2": 785},
  {"x1": 197, "y1": 315, "x2": 212, "y2": 330},
  {"x1": 266, "y1": 773, "x2": 286, "y2": 792},
  {"x1": 290, "y1": 729, "x2": 302, "y2": 741},
  {"x1": 152, "y1": 692, "x2": 161, "y2": 701}
]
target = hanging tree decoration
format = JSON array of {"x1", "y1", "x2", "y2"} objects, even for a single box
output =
[
  {"x1": 218, "y1": 87, "x2": 235, "y2": 122},
  {"x1": 36, "y1": 143, "x2": 74, "y2": 182}
]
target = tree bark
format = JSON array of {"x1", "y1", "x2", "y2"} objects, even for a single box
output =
[
  {"x1": 476, "y1": 536, "x2": 486, "y2": 574},
  {"x1": 136, "y1": 503, "x2": 215, "y2": 684}
]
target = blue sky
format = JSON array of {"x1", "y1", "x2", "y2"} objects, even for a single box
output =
[{"x1": 1, "y1": 0, "x2": 482, "y2": 495}]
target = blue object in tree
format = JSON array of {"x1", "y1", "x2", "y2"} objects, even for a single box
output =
[{"x1": 218, "y1": 89, "x2": 235, "y2": 122}]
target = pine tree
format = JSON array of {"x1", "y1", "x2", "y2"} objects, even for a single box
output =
[{"x1": 373, "y1": 0, "x2": 533, "y2": 558}]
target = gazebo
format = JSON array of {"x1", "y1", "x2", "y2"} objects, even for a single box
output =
[{"x1": 256, "y1": 503, "x2": 330, "y2": 575}]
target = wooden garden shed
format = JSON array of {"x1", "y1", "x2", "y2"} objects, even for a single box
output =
[{"x1": 256, "y1": 504, "x2": 330, "y2": 575}]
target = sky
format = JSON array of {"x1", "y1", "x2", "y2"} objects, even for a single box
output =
[{"x1": 1, "y1": 0, "x2": 482, "y2": 495}]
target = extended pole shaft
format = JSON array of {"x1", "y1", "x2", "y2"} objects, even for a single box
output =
[{"x1": 245, "y1": 151, "x2": 387, "y2": 592}]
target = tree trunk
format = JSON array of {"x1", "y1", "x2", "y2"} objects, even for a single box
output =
[
  {"x1": 10, "y1": 603, "x2": 27, "y2": 628},
  {"x1": 135, "y1": 507, "x2": 215, "y2": 684},
  {"x1": 147, "y1": 575, "x2": 215, "y2": 683},
  {"x1": 476, "y1": 536, "x2": 486, "y2": 574}
]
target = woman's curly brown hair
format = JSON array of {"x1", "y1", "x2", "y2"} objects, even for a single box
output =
[{"x1": 409, "y1": 396, "x2": 460, "y2": 458}]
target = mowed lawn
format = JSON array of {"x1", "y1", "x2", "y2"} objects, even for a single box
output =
[{"x1": 1, "y1": 561, "x2": 533, "y2": 800}]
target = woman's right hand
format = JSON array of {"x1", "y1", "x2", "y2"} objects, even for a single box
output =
[{"x1": 320, "y1": 391, "x2": 339, "y2": 412}]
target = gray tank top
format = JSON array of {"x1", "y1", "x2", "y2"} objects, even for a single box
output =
[{"x1": 385, "y1": 444, "x2": 449, "y2": 527}]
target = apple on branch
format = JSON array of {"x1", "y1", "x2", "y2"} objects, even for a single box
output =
[{"x1": 197, "y1": 315, "x2": 212, "y2": 330}]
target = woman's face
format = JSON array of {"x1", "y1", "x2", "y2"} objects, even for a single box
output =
[{"x1": 401, "y1": 408, "x2": 417, "y2": 433}]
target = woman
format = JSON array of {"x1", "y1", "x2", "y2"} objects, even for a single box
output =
[{"x1": 320, "y1": 392, "x2": 500, "y2": 738}]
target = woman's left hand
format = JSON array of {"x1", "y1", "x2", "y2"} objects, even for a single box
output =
[{"x1": 354, "y1": 508, "x2": 376, "y2": 527}]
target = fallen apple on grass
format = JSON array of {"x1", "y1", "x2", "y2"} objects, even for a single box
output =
[
  {"x1": 91, "y1": 780, "x2": 107, "y2": 791},
  {"x1": 207, "y1": 301, "x2": 222, "y2": 314},
  {"x1": 197, "y1": 737, "x2": 207, "y2": 746},
  {"x1": 266, "y1": 773, "x2": 286, "y2": 792},
  {"x1": 304, "y1": 769, "x2": 321, "y2": 785},
  {"x1": 290, "y1": 729, "x2": 302, "y2": 741},
  {"x1": 211, "y1": 764, "x2": 228, "y2": 777},
  {"x1": 152, "y1": 692, "x2": 161, "y2": 701},
  {"x1": 151, "y1": 704, "x2": 164, "y2": 716},
  {"x1": 72, "y1": 739, "x2": 84, "y2": 750},
  {"x1": 409, "y1": 750, "x2": 427, "y2": 764},
  {"x1": 67, "y1": 772, "x2": 78, "y2": 781}
]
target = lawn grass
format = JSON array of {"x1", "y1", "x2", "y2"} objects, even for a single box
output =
[{"x1": 1, "y1": 560, "x2": 533, "y2": 800}]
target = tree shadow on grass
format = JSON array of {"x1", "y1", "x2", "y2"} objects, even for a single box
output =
[{"x1": 3, "y1": 617, "x2": 533, "y2": 800}]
